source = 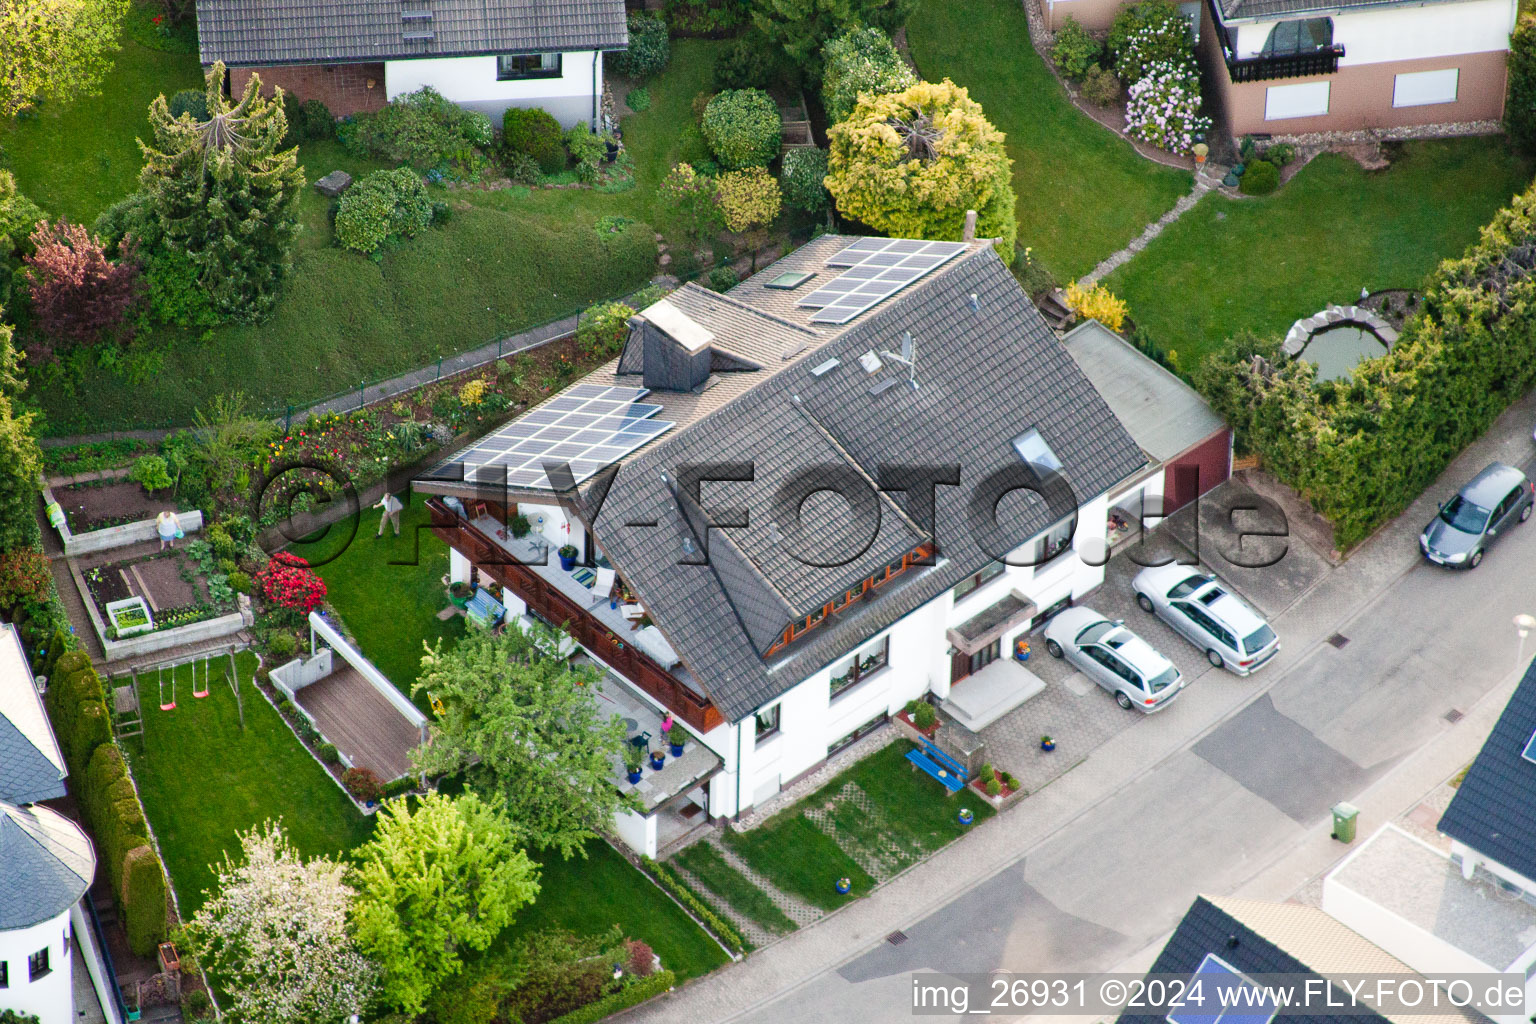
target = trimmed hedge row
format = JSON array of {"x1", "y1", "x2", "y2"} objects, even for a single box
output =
[
  {"x1": 1195, "y1": 179, "x2": 1536, "y2": 548},
  {"x1": 640, "y1": 856, "x2": 744, "y2": 954},
  {"x1": 547, "y1": 970, "x2": 676, "y2": 1024}
]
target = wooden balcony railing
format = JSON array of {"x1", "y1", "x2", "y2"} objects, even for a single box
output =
[{"x1": 427, "y1": 500, "x2": 725, "y2": 733}]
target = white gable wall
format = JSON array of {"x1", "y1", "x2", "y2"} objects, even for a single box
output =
[
  {"x1": 0, "y1": 910, "x2": 75, "y2": 1024},
  {"x1": 384, "y1": 50, "x2": 602, "y2": 127},
  {"x1": 1231, "y1": 0, "x2": 1515, "y2": 64}
]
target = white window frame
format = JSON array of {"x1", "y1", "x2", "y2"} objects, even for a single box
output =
[
  {"x1": 1393, "y1": 68, "x2": 1458, "y2": 108},
  {"x1": 1264, "y1": 80, "x2": 1330, "y2": 120}
]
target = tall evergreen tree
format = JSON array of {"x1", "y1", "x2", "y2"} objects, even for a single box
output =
[
  {"x1": 137, "y1": 62, "x2": 304, "y2": 321},
  {"x1": 0, "y1": 317, "x2": 42, "y2": 552}
]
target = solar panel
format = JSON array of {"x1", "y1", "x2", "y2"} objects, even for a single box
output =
[
  {"x1": 800, "y1": 239, "x2": 968, "y2": 324},
  {"x1": 1166, "y1": 954, "x2": 1277, "y2": 1024},
  {"x1": 450, "y1": 384, "x2": 675, "y2": 489},
  {"x1": 1524, "y1": 728, "x2": 1536, "y2": 765}
]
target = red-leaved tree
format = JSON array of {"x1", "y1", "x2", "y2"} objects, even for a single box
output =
[{"x1": 24, "y1": 219, "x2": 144, "y2": 345}]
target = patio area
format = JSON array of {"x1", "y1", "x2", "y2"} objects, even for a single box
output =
[{"x1": 586, "y1": 664, "x2": 722, "y2": 814}]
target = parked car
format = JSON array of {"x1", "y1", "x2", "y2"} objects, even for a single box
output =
[
  {"x1": 1043, "y1": 607, "x2": 1185, "y2": 712},
  {"x1": 1419, "y1": 462, "x2": 1533, "y2": 569},
  {"x1": 1131, "y1": 564, "x2": 1280, "y2": 675}
]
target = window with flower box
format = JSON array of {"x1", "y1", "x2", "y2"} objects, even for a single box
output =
[{"x1": 828, "y1": 636, "x2": 890, "y2": 701}]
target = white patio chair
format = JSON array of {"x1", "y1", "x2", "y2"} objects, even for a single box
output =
[{"x1": 589, "y1": 567, "x2": 617, "y2": 607}]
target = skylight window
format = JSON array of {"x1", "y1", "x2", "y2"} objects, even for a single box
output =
[
  {"x1": 1012, "y1": 428, "x2": 1063, "y2": 475},
  {"x1": 1166, "y1": 953, "x2": 1279, "y2": 1024},
  {"x1": 1523, "y1": 728, "x2": 1536, "y2": 765},
  {"x1": 766, "y1": 270, "x2": 815, "y2": 290}
]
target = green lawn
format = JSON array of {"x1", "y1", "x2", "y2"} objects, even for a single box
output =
[
  {"x1": 1105, "y1": 140, "x2": 1534, "y2": 368},
  {"x1": 22, "y1": 41, "x2": 729, "y2": 435},
  {"x1": 507, "y1": 840, "x2": 731, "y2": 982},
  {"x1": 906, "y1": 0, "x2": 1191, "y2": 282},
  {"x1": 124, "y1": 653, "x2": 375, "y2": 916},
  {"x1": 675, "y1": 841, "x2": 797, "y2": 935},
  {"x1": 721, "y1": 742, "x2": 991, "y2": 911},
  {"x1": 287, "y1": 493, "x2": 465, "y2": 714}
]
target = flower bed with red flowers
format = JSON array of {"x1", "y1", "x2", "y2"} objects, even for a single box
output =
[{"x1": 255, "y1": 552, "x2": 327, "y2": 614}]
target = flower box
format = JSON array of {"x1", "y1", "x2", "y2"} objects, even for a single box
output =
[{"x1": 106, "y1": 596, "x2": 155, "y2": 637}]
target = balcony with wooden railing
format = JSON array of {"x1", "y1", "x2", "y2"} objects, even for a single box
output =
[{"x1": 427, "y1": 499, "x2": 726, "y2": 733}]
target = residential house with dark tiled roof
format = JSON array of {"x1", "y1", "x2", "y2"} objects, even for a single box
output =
[
  {"x1": 414, "y1": 235, "x2": 1230, "y2": 857},
  {"x1": 195, "y1": 0, "x2": 627, "y2": 125},
  {"x1": 0, "y1": 622, "x2": 98, "y2": 1024}
]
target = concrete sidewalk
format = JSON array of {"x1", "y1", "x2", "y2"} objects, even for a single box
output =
[{"x1": 616, "y1": 388, "x2": 1536, "y2": 1024}]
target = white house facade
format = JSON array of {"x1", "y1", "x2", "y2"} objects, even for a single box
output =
[
  {"x1": 0, "y1": 865, "x2": 82, "y2": 1024},
  {"x1": 419, "y1": 235, "x2": 1232, "y2": 859},
  {"x1": 196, "y1": 0, "x2": 626, "y2": 126}
]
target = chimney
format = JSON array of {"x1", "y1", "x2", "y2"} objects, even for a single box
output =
[{"x1": 962, "y1": 209, "x2": 978, "y2": 242}]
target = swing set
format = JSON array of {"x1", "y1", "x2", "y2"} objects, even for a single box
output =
[{"x1": 112, "y1": 646, "x2": 245, "y2": 737}]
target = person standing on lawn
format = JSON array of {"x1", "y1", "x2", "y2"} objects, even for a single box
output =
[
  {"x1": 156, "y1": 510, "x2": 182, "y2": 551},
  {"x1": 375, "y1": 492, "x2": 403, "y2": 538}
]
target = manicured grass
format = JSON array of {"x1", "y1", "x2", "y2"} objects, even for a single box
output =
[
  {"x1": 675, "y1": 841, "x2": 797, "y2": 935},
  {"x1": 506, "y1": 839, "x2": 732, "y2": 982},
  {"x1": 723, "y1": 815, "x2": 873, "y2": 910},
  {"x1": 831, "y1": 741, "x2": 995, "y2": 848},
  {"x1": 288, "y1": 493, "x2": 465, "y2": 714},
  {"x1": 0, "y1": 38, "x2": 202, "y2": 224},
  {"x1": 1105, "y1": 140, "x2": 1535, "y2": 368},
  {"x1": 906, "y1": 0, "x2": 1190, "y2": 282},
  {"x1": 124, "y1": 653, "x2": 374, "y2": 916}
]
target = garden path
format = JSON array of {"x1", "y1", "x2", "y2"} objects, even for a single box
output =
[
  {"x1": 1077, "y1": 177, "x2": 1212, "y2": 287},
  {"x1": 671, "y1": 863, "x2": 780, "y2": 949},
  {"x1": 710, "y1": 837, "x2": 826, "y2": 929}
]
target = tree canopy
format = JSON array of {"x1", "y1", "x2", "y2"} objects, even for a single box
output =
[
  {"x1": 0, "y1": 0, "x2": 129, "y2": 116},
  {"x1": 137, "y1": 61, "x2": 304, "y2": 321},
  {"x1": 749, "y1": 0, "x2": 917, "y2": 79},
  {"x1": 412, "y1": 622, "x2": 635, "y2": 859},
  {"x1": 351, "y1": 792, "x2": 539, "y2": 1015},
  {"x1": 0, "y1": 320, "x2": 41, "y2": 552},
  {"x1": 821, "y1": 25, "x2": 917, "y2": 123},
  {"x1": 825, "y1": 78, "x2": 1017, "y2": 262}
]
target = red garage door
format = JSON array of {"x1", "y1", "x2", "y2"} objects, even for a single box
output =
[{"x1": 1163, "y1": 428, "x2": 1232, "y2": 514}]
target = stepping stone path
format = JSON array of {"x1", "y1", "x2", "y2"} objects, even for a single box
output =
[
  {"x1": 803, "y1": 781, "x2": 928, "y2": 881},
  {"x1": 708, "y1": 836, "x2": 826, "y2": 929},
  {"x1": 1077, "y1": 181, "x2": 1211, "y2": 288},
  {"x1": 669, "y1": 862, "x2": 781, "y2": 949}
]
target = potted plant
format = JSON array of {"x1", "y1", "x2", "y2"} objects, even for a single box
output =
[
  {"x1": 912, "y1": 701, "x2": 938, "y2": 734},
  {"x1": 510, "y1": 512, "x2": 531, "y2": 538},
  {"x1": 957, "y1": 807, "x2": 974, "y2": 826},
  {"x1": 624, "y1": 746, "x2": 643, "y2": 784},
  {"x1": 558, "y1": 544, "x2": 579, "y2": 572},
  {"x1": 1041, "y1": 734, "x2": 1055, "y2": 752},
  {"x1": 668, "y1": 733, "x2": 685, "y2": 758},
  {"x1": 448, "y1": 580, "x2": 472, "y2": 609},
  {"x1": 649, "y1": 744, "x2": 667, "y2": 771},
  {"x1": 835, "y1": 877, "x2": 852, "y2": 895}
]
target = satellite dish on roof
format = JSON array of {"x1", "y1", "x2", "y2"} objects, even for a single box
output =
[{"x1": 880, "y1": 332, "x2": 920, "y2": 391}]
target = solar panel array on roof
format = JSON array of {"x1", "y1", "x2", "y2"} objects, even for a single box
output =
[
  {"x1": 1523, "y1": 728, "x2": 1536, "y2": 765},
  {"x1": 452, "y1": 383, "x2": 675, "y2": 489},
  {"x1": 797, "y1": 238, "x2": 968, "y2": 324},
  {"x1": 1166, "y1": 953, "x2": 1279, "y2": 1024}
]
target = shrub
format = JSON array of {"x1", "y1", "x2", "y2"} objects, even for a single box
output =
[
  {"x1": 707, "y1": 265, "x2": 739, "y2": 292},
  {"x1": 1239, "y1": 159, "x2": 1279, "y2": 195},
  {"x1": 335, "y1": 168, "x2": 434, "y2": 254},
  {"x1": 657, "y1": 163, "x2": 722, "y2": 243},
  {"x1": 502, "y1": 150, "x2": 541, "y2": 184},
  {"x1": 565, "y1": 122, "x2": 610, "y2": 183},
  {"x1": 25, "y1": 219, "x2": 144, "y2": 345},
  {"x1": 1109, "y1": 0, "x2": 1193, "y2": 82},
  {"x1": 625, "y1": 939, "x2": 656, "y2": 978},
  {"x1": 626, "y1": 86, "x2": 652, "y2": 113},
  {"x1": 122, "y1": 844, "x2": 169, "y2": 955},
  {"x1": 912, "y1": 701, "x2": 936, "y2": 729},
  {"x1": 576, "y1": 300, "x2": 636, "y2": 357},
  {"x1": 701, "y1": 89, "x2": 782, "y2": 170},
  {"x1": 1264, "y1": 142, "x2": 1296, "y2": 167},
  {"x1": 546, "y1": 970, "x2": 676, "y2": 1024},
  {"x1": 299, "y1": 98, "x2": 335, "y2": 141},
  {"x1": 348, "y1": 87, "x2": 492, "y2": 171},
  {"x1": 713, "y1": 33, "x2": 785, "y2": 91},
  {"x1": 666, "y1": 0, "x2": 748, "y2": 36},
  {"x1": 985, "y1": 778, "x2": 1002, "y2": 797},
  {"x1": 343, "y1": 766, "x2": 385, "y2": 803},
  {"x1": 265, "y1": 631, "x2": 298, "y2": 660},
  {"x1": 0, "y1": 549, "x2": 51, "y2": 610},
  {"x1": 166, "y1": 88, "x2": 208, "y2": 121},
  {"x1": 227, "y1": 570, "x2": 252, "y2": 594},
  {"x1": 715, "y1": 166, "x2": 781, "y2": 232},
  {"x1": 255, "y1": 552, "x2": 327, "y2": 613},
  {"x1": 821, "y1": 26, "x2": 917, "y2": 123},
  {"x1": 779, "y1": 146, "x2": 830, "y2": 214},
  {"x1": 502, "y1": 107, "x2": 567, "y2": 174},
  {"x1": 610, "y1": 12, "x2": 671, "y2": 79},
  {"x1": 1064, "y1": 281, "x2": 1128, "y2": 332},
  {"x1": 1509, "y1": 14, "x2": 1536, "y2": 154},
  {"x1": 458, "y1": 377, "x2": 487, "y2": 407},
  {"x1": 382, "y1": 776, "x2": 416, "y2": 798},
  {"x1": 978, "y1": 762, "x2": 994, "y2": 780},
  {"x1": 318, "y1": 742, "x2": 341, "y2": 765},
  {"x1": 128, "y1": 454, "x2": 171, "y2": 492},
  {"x1": 1124, "y1": 63, "x2": 1210, "y2": 155},
  {"x1": 142, "y1": 248, "x2": 219, "y2": 328},
  {"x1": 1005, "y1": 773, "x2": 1021, "y2": 790},
  {"x1": 1079, "y1": 64, "x2": 1121, "y2": 107},
  {"x1": 1051, "y1": 17, "x2": 1103, "y2": 81}
]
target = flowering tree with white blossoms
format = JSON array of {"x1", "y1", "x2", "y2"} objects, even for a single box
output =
[
  {"x1": 186, "y1": 821, "x2": 378, "y2": 1024},
  {"x1": 1124, "y1": 61, "x2": 1211, "y2": 155}
]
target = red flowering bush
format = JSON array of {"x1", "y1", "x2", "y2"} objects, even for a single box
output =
[
  {"x1": 342, "y1": 766, "x2": 384, "y2": 803},
  {"x1": 0, "y1": 550, "x2": 51, "y2": 610},
  {"x1": 255, "y1": 552, "x2": 327, "y2": 613}
]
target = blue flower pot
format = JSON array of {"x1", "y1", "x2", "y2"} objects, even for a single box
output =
[
  {"x1": 958, "y1": 808, "x2": 974, "y2": 826},
  {"x1": 649, "y1": 753, "x2": 666, "y2": 770},
  {"x1": 835, "y1": 878, "x2": 852, "y2": 895},
  {"x1": 559, "y1": 552, "x2": 576, "y2": 571},
  {"x1": 669, "y1": 742, "x2": 684, "y2": 757},
  {"x1": 627, "y1": 769, "x2": 642, "y2": 783},
  {"x1": 1041, "y1": 738, "x2": 1056, "y2": 751}
]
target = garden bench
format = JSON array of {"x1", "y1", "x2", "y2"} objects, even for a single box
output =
[
  {"x1": 907, "y1": 736, "x2": 968, "y2": 794},
  {"x1": 465, "y1": 587, "x2": 505, "y2": 630}
]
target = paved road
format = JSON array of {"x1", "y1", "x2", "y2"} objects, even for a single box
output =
[{"x1": 622, "y1": 392, "x2": 1536, "y2": 1024}]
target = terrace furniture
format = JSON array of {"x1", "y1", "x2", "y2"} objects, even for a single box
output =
[
  {"x1": 589, "y1": 567, "x2": 618, "y2": 608},
  {"x1": 905, "y1": 736, "x2": 968, "y2": 794},
  {"x1": 628, "y1": 730, "x2": 651, "y2": 752},
  {"x1": 465, "y1": 587, "x2": 506, "y2": 631},
  {"x1": 621, "y1": 603, "x2": 644, "y2": 628}
]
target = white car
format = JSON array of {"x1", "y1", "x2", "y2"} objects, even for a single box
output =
[
  {"x1": 1131, "y1": 564, "x2": 1280, "y2": 675},
  {"x1": 1043, "y1": 607, "x2": 1186, "y2": 712}
]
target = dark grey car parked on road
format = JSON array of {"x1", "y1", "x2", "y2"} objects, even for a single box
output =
[{"x1": 1420, "y1": 462, "x2": 1534, "y2": 569}]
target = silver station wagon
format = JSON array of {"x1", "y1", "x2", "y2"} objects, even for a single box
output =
[
  {"x1": 1043, "y1": 607, "x2": 1186, "y2": 712},
  {"x1": 1131, "y1": 564, "x2": 1280, "y2": 675}
]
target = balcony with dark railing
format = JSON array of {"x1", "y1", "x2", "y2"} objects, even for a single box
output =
[
  {"x1": 426, "y1": 499, "x2": 726, "y2": 733},
  {"x1": 1223, "y1": 45, "x2": 1344, "y2": 82}
]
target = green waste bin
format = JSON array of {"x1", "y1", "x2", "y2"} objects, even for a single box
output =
[{"x1": 1331, "y1": 802, "x2": 1359, "y2": 843}]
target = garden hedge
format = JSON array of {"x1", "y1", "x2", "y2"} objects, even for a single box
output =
[
  {"x1": 701, "y1": 89, "x2": 782, "y2": 170},
  {"x1": 779, "y1": 147, "x2": 830, "y2": 214},
  {"x1": 122, "y1": 845, "x2": 169, "y2": 956},
  {"x1": 609, "y1": 12, "x2": 670, "y2": 79},
  {"x1": 548, "y1": 970, "x2": 676, "y2": 1024},
  {"x1": 80, "y1": 744, "x2": 167, "y2": 955},
  {"x1": 1195, "y1": 178, "x2": 1536, "y2": 548},
  {"x1": 640, "y1": 856, "x2": 744, "y2": 954}
]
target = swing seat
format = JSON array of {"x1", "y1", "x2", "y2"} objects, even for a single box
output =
[
  {"x1": 160, "y1": 700, "x2": 176, "y2": 711},
  {"x1": 193, "y1": 684, "x2": 210, "y2": 698}
]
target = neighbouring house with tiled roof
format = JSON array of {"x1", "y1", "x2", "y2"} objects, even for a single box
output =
[
  {"x1": 0, "y1": 622, "x2": 99, "y2": 1024},
  {"x1": 1044, "y1": 0, "x2": 1515, "y2": 139},
  {"x1": 413, "y1": 234, "x2": 1231, "y2": 857},
  {"x1": 195, "y1": 0, "x2": 628, "y2": 125}
]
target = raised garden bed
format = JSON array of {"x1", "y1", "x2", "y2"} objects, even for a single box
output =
[
  {"x1": 59, "y1": 479, "x2": 172, "y2": 533},
  {"x1": 106, "y1": 596, "x2": 155, "y2": 637},
  {"x1": 73, "y1": 541, "x2": 248, "y2": 658}
]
